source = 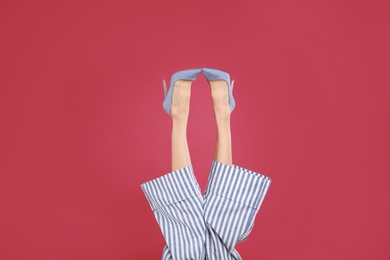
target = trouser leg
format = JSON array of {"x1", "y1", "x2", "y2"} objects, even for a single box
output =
[
  {"x1": 203, "y1": 160, "x2": 272, "y2": 259},
  {"x1": 141, "y1": 161, "x2": 272, "y2": 260},
  {"x1": 141, "y1": 165, "x2": 206, "y2": 260}
]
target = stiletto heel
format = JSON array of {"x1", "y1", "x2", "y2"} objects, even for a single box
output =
[
  {"x1": 162, "y1": 68, "x2": 203, "y2": 115},
  {"x1": 202, "y1": 68, "x2": 236, "y2": 112}
]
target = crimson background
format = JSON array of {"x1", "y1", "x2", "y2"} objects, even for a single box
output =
[{"x1": 0, "y1": 0, "x2": 389, "y2": 259}]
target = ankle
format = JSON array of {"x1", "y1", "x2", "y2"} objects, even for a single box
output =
[
  {"x1": 171, "y1": 104, "x2": 189, "y2": 120},
  {"x1": 214, "y1": 105, "x2": 231, "y2": 120}
]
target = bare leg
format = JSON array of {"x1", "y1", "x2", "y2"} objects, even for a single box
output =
[
  {"x1": 208, "y1": 80, "x2": 232, "y2": 166},
  {"x1": 170, "y1": 80, "x2": 192, "y2": 171}
]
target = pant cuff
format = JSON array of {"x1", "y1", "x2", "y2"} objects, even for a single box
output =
[
  {"x1": 140, "y1": 165, "x2": 202, "y2": 211},
  {"x1": 205, "y1": 160, "x2": 272, "y2": 209}
]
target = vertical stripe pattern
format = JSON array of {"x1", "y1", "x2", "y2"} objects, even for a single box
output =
[
  {"x1": 141, "y1": 166, "x2": 206, "y2": 260},
  {"x1": 140, "y1": 161, "x2": 272, "y2": 259}
]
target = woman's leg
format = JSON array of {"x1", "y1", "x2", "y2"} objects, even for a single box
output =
[
  {"x1": 204, "y1": 79, "x2": 237, "y2": 259},
  {"x1": 203, "y1": 78, "x2": 272, "y2": 259},
  {"x1": 170, "y1": 80, "x2": 192, "y2": 170},
  {"x1": 209, "y1": 79, "x2": 232, "y2": 166},
  {"x1": 141, "y1": 80, "x2": 206, "y2": 260}
]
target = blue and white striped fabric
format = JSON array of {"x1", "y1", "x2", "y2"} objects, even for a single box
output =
[{"x1": 141, "y1": 161, "x2": 272, "y2": 260}]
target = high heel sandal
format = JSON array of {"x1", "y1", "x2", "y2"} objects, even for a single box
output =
[
  {"x1": 162, "y1": 68, "x2": 203, "y2": 115},
  {"x1": 202, "y1": 68, "x2": 236, "y2": 112}
]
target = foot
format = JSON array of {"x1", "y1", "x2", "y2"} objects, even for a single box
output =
[
  {"x1": 170, "y1": 80, "x2": 192, "y2": 120},
  {"x1": 209, "y1": 80, "x2": 231, "y2": 120}
]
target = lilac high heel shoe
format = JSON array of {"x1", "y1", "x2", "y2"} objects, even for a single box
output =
[
  {"x1": 202, "y1": 68, "x2": 236, "y2": 112},
  {"x1": 162, "y1": 68, "x2": 203, "y2": 115}
]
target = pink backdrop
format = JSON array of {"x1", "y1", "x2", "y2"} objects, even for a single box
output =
[{"x1": 1, "y1": 0, "x2": 389, "y2": 259}]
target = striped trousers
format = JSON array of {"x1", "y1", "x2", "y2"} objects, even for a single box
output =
[{"x1": 141, "y1": 160, "x2": 272, "y2": 260}]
